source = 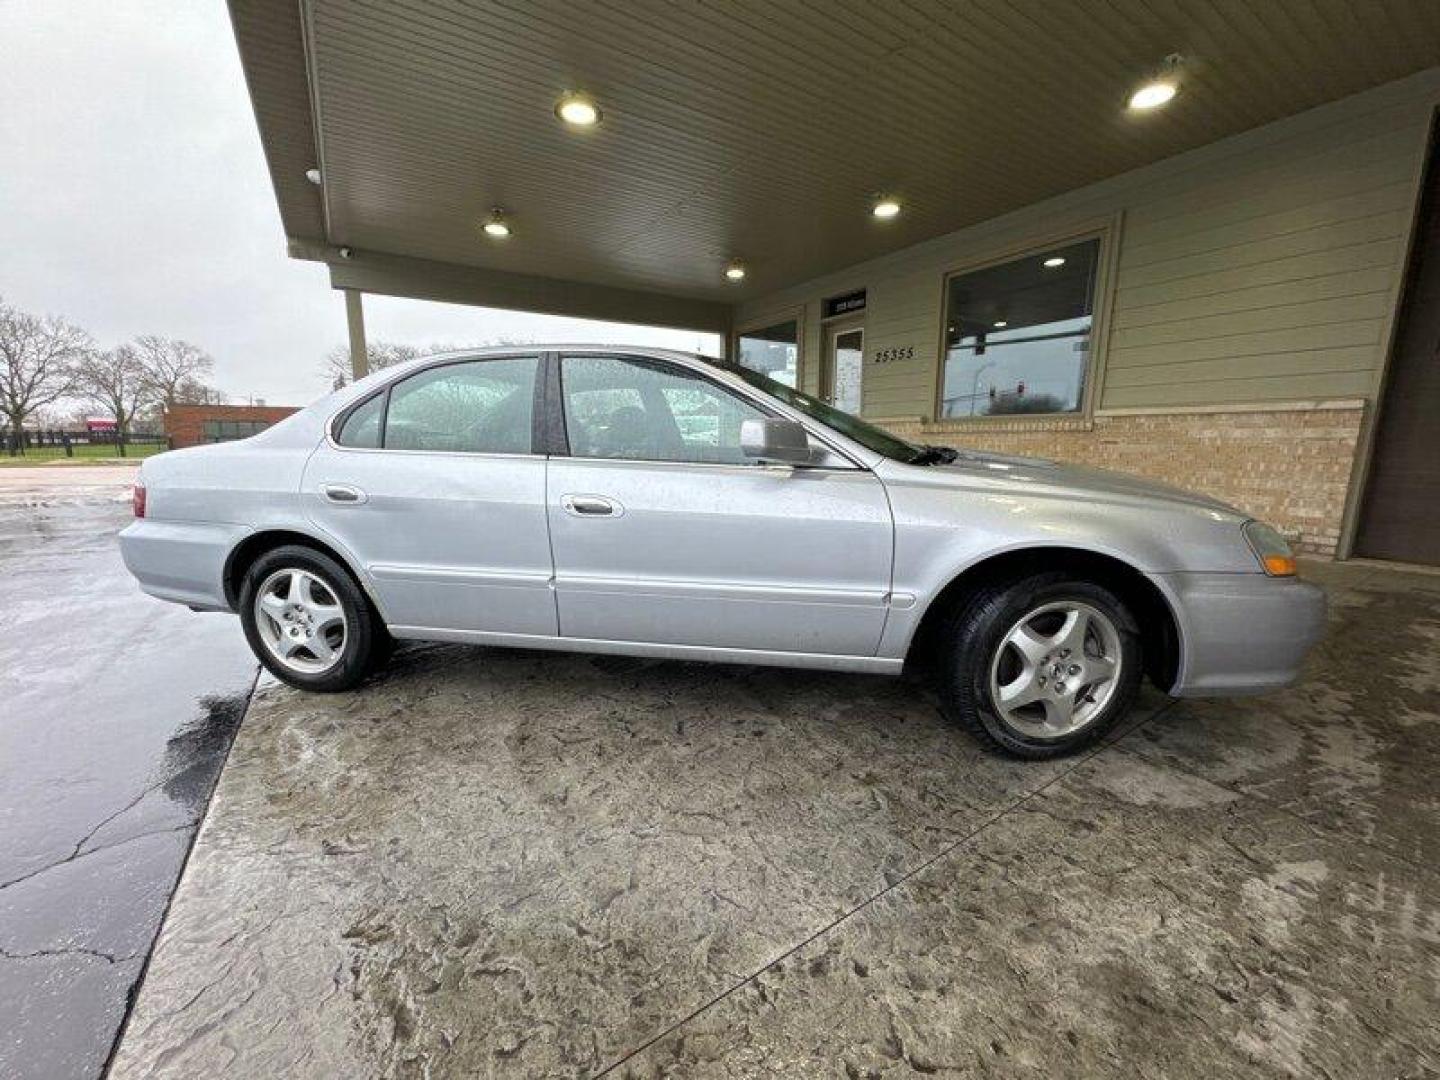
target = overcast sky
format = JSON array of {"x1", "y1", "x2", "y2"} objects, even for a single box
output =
[{"x1": 0, "y1": 1, "x2": 718, "y2": 407}]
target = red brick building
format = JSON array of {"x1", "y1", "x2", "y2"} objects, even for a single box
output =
[{"x1": 165, "y1": 404, "x2": 299, "y2": 450}]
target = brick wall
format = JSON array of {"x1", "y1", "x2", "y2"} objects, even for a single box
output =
[
  {"x1": 165, "y1": 405, "x2": 300, "y2": 450},
  {"x1": 881, "y1": 402, "x2": 1366, "y2": 556}
]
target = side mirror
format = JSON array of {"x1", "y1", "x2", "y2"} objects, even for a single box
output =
[{"x1": 740, "y1": 418, "x2": 814, "y2": 464}]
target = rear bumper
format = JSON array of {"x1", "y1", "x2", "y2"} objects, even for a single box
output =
[
  {"x1": 1152, "y1": 571, "x2": 1327, "y2": 696},
  {"x1": 119, "y1": 519, "x2": 248, "y2": 612}
]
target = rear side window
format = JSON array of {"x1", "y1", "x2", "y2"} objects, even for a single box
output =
[
  {"x1": 335, "y1": 356, "x2": 541, "y2": 454},
  {"x1": 336, "y1": 392, "x2": 383, "y2": 448}
]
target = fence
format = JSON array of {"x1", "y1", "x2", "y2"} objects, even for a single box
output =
[{"x1": 3, "y1": 428, "x2": 171, "y2": 457}]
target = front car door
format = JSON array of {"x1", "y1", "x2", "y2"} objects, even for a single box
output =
[
  {"x1": 546, "y1": 353, "x2": 893, "y2": 657},
  {"x1": 303, "y1": 353, "x2": 557, "y2": 637}
]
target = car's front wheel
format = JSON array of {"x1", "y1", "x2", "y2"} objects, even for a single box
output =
[
  {"x1": 938, "y1": 572, "x2": 1142, "y2": 758},
  {"x1": 238, "y1": 545, "x2": 379, "y2": 692}
]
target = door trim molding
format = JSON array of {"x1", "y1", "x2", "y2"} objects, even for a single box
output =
[{"x1": 385, "y1": 625, "x2": 904, "y2": 674}]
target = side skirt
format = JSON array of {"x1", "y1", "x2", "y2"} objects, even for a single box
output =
[{"x1": 386, "y1": 625, "x2": 904, "y2": 674}]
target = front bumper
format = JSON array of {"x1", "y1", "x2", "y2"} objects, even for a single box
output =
[
  {"x1": 1152, "y1": 571, "x2": 1327, "y2": 696},
  {"x1": 119, "y1": 519, "x2": 249, "y2": 612}
]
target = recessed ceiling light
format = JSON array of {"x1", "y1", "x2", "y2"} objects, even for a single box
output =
[
  {"x1": 305, "y1": 167, "x2": 322, "y2": 185},
  {"x1": 1129, "y1": 54, "x2": 1183, "y2": 111},
  {"x1": 993, "y1": 320, "x2": 1008, "y2": 328},
  {"x1": 1129, "y1": 81, "x2": 1177, "y2": 110},
  {"x1": 482, "y1": 208, "x2": 512, "y2": 238},
  {"x1": 872, "y1": 197, "x2": 901, "y2": 220},
  {"x1": 725, "y1": 262, "x2": 746, "y2": 282},
  {"x1": 556, "y1": 92, "x2": 601, "y2": 127},
  {"x1": 1043, "y1": 256, "x2": 1066, "y2": 268}
]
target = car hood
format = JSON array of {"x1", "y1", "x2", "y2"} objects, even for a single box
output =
[{"x1": 918, "y1": 449, "x2": 1247, "y2": 518}]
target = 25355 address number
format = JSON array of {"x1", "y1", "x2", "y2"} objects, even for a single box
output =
[{"x1": 872, "y1": 345, "x2": 915, "y2": 364}]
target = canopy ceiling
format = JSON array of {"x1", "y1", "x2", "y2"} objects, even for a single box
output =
[{"x1": 230, "y1": 0, "x2": 1440, "y2": 319}]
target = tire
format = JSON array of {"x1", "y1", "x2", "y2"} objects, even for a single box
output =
[
  {"x1": 238, "y1": 544, "x2": 379, "y2": 692},
  {"x1": 936, "y1": 572, "x2": 1142, "y2": 759}
]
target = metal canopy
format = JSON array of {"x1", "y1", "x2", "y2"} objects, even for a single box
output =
[{"x1": 230, "y1": 0, "x2": 1440, "y2": 325}]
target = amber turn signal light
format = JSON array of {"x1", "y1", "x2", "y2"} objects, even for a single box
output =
[
  {"x1": 1262, "y1": 554, "x2": 1296, "y2": 577},
  {"x1": 1244, "y1": 521, "x2": 1296, "y2": 577}
]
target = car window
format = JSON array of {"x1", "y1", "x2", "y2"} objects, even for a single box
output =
[
  {"x1": 336, "y1": 391, "x2": 384, "y2": 448},
  {"x1": 561, "y1": 355, "x2": 768, "y2": 464},
  {"x1": 382, "y1": 356, "x2": 539, "y2": 454}
]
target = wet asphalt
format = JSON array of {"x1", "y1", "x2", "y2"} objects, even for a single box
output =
[{"x1": 0, "y1": 473, "x2": 257, "y2": 1080}]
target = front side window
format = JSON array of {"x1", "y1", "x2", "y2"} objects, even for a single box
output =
[
  {"x1": 737, "y1": 319, "x2": 799, "y2": 388},
  {"x1": 939, "y1": 238, "x2": 1101, "y2": 419},
  {"x1": 381, "y1": 356, "x2": 538, "y2": 453},
  {"x1": 561, "y1": 355, "x2": 767, "y2": 465}
]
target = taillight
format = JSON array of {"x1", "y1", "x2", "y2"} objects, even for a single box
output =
[{"x1": 132, "y1": 483, "x2": 146, "y2": 518}]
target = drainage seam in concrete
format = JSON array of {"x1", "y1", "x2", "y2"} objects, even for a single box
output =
[
  {"x1": 594, "y1": 698, "x2": 1181, "y2": 1077},
  {"x1": 100, "y1": 665, "x2": 263, "y2": 1080}
]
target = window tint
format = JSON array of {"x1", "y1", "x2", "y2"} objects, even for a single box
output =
[
  {"x1": 383, "y1": 357, "x2": 538, "y2": 453},
  {"x1": 561, "y1": 355, "x2": 768, "y2": 464},
  {"x1": 939, "y1": 238, "x2": 1100, "y2": 418},
  {"x1": 336, "y1": 392, "x2": 384, "y2": 448},
  {"x1": 737, "y1": 319, "x2": 798, "y2": 388}
]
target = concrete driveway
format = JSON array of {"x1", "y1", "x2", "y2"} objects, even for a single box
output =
[
  {"x1": 0, "y1": 468, "x2": 257, "y2": 1080},
  {"x1": 107, "y1": 559, "x2": 1440, "y2": 1078}
]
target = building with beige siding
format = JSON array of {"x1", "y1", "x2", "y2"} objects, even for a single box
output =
[
  {"x1": 229, "y1": 1, "x2": 1440, "y2": 564},
  {"x1": 732, "y1": 74, "x2": 1438, "y2": 557}
]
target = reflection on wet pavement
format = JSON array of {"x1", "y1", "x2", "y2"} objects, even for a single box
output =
[{"x1": 0, "y1": 494, "x2": 257, "y2": 1080}]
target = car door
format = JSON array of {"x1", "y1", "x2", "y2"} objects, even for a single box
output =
[
  {"x1": 546, "y1": 353, "x2": 894, "y2": 656},
  {"x1": 303, "y1": 353, "x2": 557, "y2": 637}
]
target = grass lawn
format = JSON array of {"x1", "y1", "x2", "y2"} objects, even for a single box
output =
[{"x1": 0, "y1": 443, "x2": 166, "y2": 466}]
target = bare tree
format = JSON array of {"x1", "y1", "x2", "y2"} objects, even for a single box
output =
[
  {"x1": 172, "y1": 375, "x2": 227, "y2": 405},
  {"x1": 132, "y1": 335, "x2": 217, "y2": 411},
  {"x1": 0, "y1": 297, "x2": 92, "y2": 454},
  {"x1": 324, "y1": 341, "x2": 423, "y2": 389},
  {"x1": 73, "y1": 345, "x2": 149, "y2": 456},
  {"x1": 323, "y1": 338, "x2": 532, "y2": 389}
]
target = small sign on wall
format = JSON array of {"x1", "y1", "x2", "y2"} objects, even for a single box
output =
[{"x1": 823, "y1": 289, "x2": 867, "y2": 318}]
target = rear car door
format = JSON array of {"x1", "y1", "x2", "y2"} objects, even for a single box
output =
[
  {"x1": 303, "y1": 354, "x2": 556, "y2": 636},
  {"x1": 546, "y1": 353, "x2": 894, "y2": 657}
]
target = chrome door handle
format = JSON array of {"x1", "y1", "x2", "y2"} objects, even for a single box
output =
[
  {"x1": 561, "y1": 493, "x2": 620, "y2": 517},
  {"x1": 322, "y1": 484, "x2": 366, "y2": 505}
]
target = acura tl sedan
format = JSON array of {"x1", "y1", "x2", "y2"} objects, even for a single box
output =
[{"x1": 120, "y1": 347, "x2": 1326, "y2": 758}]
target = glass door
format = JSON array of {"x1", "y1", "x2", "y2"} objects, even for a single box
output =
[{"x1": 824, "y1": 324, "x2": 864, "y2": 415}]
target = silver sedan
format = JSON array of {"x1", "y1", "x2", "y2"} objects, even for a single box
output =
[{"x1": 120, "y1": 347, "x2": 1326, "y2": 758}]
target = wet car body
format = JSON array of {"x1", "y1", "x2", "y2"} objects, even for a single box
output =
[{"x1": 120, "y1": 346, "x2": 1326, "y2": 751}]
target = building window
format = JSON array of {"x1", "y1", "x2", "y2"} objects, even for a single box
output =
[
  {"x1": 737, "y1": 319, "x2": 799, "y2": 388},
  {"x1": 939, "y1": 237, "x2": 1101, "y2": 418},
  {"x1": 202, "y1": 418, "x2": 272, "y2": 443}
]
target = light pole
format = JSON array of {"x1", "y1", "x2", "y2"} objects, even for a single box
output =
[{"x1": 971, "y1": 361, "x2": 996, "y2": 416}]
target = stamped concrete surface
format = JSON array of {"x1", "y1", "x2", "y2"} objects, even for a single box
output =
[
  {"x1": 0, "y1": 471, "x2": 258, "y2": 1080},
  {"x1": 109, "y1": 561, "x2": 1440, "y2": 1078}
]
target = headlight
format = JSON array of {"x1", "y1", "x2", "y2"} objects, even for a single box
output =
[{"x1": 1243, "y1": 521, "x2": 1297, "y2": 577}]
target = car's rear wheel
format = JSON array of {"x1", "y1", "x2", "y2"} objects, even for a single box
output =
[
  {"x1": 238, "y1": 545, "x2": 378, "y2": 692},
  {"x1": 937, "y1": 572, "x2": 1142, "y2": 758}
]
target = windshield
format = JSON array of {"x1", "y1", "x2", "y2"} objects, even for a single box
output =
[{"x1": 724, "y1": 363, "x2": 927, "y2": 463}]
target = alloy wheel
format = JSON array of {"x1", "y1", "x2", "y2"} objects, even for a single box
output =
[
  {"x1": 253, "y1": 568, "x2": 348, "y2": 675},
  {"x1": 987, "y1": 601, "x2": 1122, "y2": 739}
]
